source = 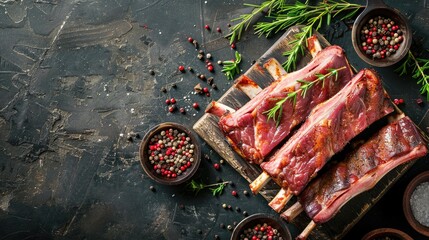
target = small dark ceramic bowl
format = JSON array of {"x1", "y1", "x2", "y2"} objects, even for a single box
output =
[
  {"x1": 231, "y1": 213, "x2": 292, "y2": 240},
  {"x1": 351, "y1": 0, "x2": 412, "y2": 67},
  {"x1": 139, "y1": 122, "x2": 201, "y2": 185},
  {"x1": 403, "y1": 171, "x2": 429, "y2": 237},
  {"x1": 362, "y1": 228, "x2": 413, "y2": 240}
]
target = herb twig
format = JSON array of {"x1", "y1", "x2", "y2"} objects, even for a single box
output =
[
  {"x1": 222, "y1": 51, "x2": 242, "y2": 80},
  {"x1": 227, "y1": 0, "x2": 286, "y2": 44},
  {"x1": 227, "y1": 1, "x2": 362, "y2": 72},
  {"x1": 187, "y1": 180, "x2": 231, "y2": 196},
  {"x1": 264, "y1": 66, "x2": 346, "y2": 126},
  {"x1": 396, "y1": 50, "x2": 429, "y2": 101}
]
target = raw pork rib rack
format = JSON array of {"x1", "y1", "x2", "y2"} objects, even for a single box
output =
[
  {"x1": 192, "y1": 27, "x2": 426, "y2": 240},
  {"x1": 284, "y1": 115, "x2": 428, "y2": 239}
]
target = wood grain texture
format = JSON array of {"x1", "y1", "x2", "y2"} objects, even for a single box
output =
[{"x1": 193, "y1": 26, "x2": 418, "y2": 240}]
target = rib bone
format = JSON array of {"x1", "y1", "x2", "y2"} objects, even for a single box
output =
[
  {"x1": 280, "y1": 201, "x2": 303, "y2": 222},
  {"x1": 205, "y1": 101, "x2": 235, "y2": 117},
  {"x1": 249, "y1": 171, "x2": 270, "y2": 194},
  {"x1": 268, "y1": 188, "x2": 292, "y2": 212}
]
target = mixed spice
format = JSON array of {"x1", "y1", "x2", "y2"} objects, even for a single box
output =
[
  {"x1": 147, "y1": 128, "x2": 195, "y2": 178},
  {"x1": 239, "y1": 223, "x2": 284, "y2": 240},
  {"x1": 360, "y1": 16, "x2": 404, "y2": 59}
]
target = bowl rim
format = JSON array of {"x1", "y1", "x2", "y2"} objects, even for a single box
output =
[
  {"x1": 230, "y1": 213, "x2": 292, "y2": 240},
  {"x1": 139, "y1": 122, "x2": 201, "y2": 185},
  {"x1": 403, "y1": 170, "x2": 429, "y2": 237},
  {"x1": 351, "y1": 7, "x2": 412, "y2": 67},
  {"x1": 362, "y1": 227, "x2": 413, "y2": 240}
]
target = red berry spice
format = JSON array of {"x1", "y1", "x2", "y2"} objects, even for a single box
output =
[
  {"x1": 216, "y1": 27, "x2": 221, "y2": 33},
  {"x1": 187, "y1": 37, "x2": 193, "y2": 43},
  {"x1": 168, "y1": 105, "x2": 176, "y2": 112},
  {"x1": 165, "y1": 99, "x2": 171, "y2": 105},
  {"x1": 192, "y1": 102, "x2": 199, "y2": 109},
  {"x1": 207, "y1": 65, "x2": 214, "y2": 72},
  {"x1": 205, "y1": 24, "x2": 210, "y2": 30},
  {"x1": 231, "y1": 43, "x2": 236, "y2": 49},
  {"x1": 213, "y1": 163, "x2": 220, "y2": 170},
  {"x1": 203, "y1": 87, "x2": 209, "y2": 93},
  {"x1": 178, "y1": 65, "x2": 185, "y2": 72},
  {"x1": 170, "y1": 97, "x2": 176, "y2": 104},
  {"x1": 231, "y1": 190, "x2": 237, "y2": 197}
]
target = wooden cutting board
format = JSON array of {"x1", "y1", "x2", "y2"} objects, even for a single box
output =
[{"x1": 192, "y1": 25, "x2": 414, "y2": 240}]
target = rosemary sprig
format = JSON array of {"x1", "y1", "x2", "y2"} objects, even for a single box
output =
[
  {"x1": 222, "y1": 51, "x2": 242, "y2": 80},
  {"x1": 396, "y1": 50, "x2": 429, "y2": 101},
  {"x1": 264, "y1": 66, "x2": 346, "y2": 126},
  {"x1": 227, "y1": 0, "x2": 286, "y2": 44},
  {"x1": 227, "y1": 0, "x2": 362, "y2": 72},
  {"x1": 187, "y1": 180, "x2": 231, "y2": 196}
]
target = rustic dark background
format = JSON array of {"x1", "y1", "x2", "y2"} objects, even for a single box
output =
[{"x1": 0, "y1": 0, "x2": 428, "y2": 239}]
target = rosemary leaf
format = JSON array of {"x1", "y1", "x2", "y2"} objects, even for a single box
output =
[
  {"x1": 222, "y1": 51, "x2": 242, "y2": 80},
  {"x1": 264, "y1": 66, "x2": 346, "y2": 126},
  {"x1": 396, "y1": 51, "x2": 429, "y2": 101}
]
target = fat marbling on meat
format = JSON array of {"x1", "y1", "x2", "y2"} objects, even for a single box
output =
[
  {"x1": 260, "y1": 69, "x2": 394, "y2": 195},
  {"x1": 218, "y1": 46, "x2": 353, "y2": 164}
]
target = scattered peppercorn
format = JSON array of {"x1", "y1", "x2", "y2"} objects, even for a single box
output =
[
  {"x1": 393, "y1": 98, "x2": 404, "y2": 105},
  {"x1": 416, "y1": 98, "x2": 424, "y2": 105},
  {"x1": 197, "y1": 53, "x2": 204, "y2": 60},
  {"x1": 212, "y1": 84, "x2": 217, "y2": 90},
  {"x1": 187, "y1": 37, "x2": 193, "y2": 43},
  {"x1": 206, "y1": 53, "x2": 212, "y2": 59},
  {"x1": 235, "y1": 207, "x2": 241, "y2": 212},
  {"x1": 149, "y1": 69, "x2": 155, "y2": 75},
  {"x1": 171, "y1": 83, "x2": 177, "y2": 88},
  {"x1": 170, "y1": 98, "x2": 177, "y2": 104},
  {"x1": 197, "y1": 229, "x2": 202, "y2": 234},
  {"x1": 243, "y1": 190, "x2": 249, "y2": 196},
  {"x1": 205, "y1": 24, "x2": 210, "y2": 30},
  {"x1": 127, "y1": 136, "x2": 133, "y2": 142},
  {"x1": 231, "y1": 43, "x2": 236, "y2": 49},
  {"x1": 206, "y1": 92, "x2": 210, "y2": 97},
  {"x1": 207, "y1": 65, "x2": 214, "y2": 72},
  {"x1": 217, "y1": 60, "x2": 223, "y2": 65},
  {"x1": 232, "y1": 190, "x2": 238, "y2": 197},
  {"x1": 220, "y1": 223, "x2": 225, "y2": 229},
  {"x1": 243, "y1": 211, "x2": 248, "y2": 216},
  {"x1": 165, "y1": 99, "x2": 171, "y2": 105},
  {"x1": 193, "y1": 102, "x2": 199, "y2": 109},
  {"x1": 179, "y1": 107, "x2": 186, "y2": 114},
  {"x1": 168, "y1": 105, "x2": 176, "y2": 113},
  {"x1": 149, "y1": 185, "x2": 155, "y2": 191},
  {"x1": 228, "y1": 205, "x2": 232, "y2": 210},
  {"x1": 214, "y1": 163, "x2": 220, "y2": 170},
  {"x1": 227, "y1": 225, "x2": 233, "y2": 231},
  {"x1": 233, "y1": 221, "x2": 238, "y2": 226},
  {"x1": 160, "y1": 86, "x2": 167, "y2": 93},
  {"x1": 203, "y1": 87, "x2": 209, "y2": 93},
  {"x1": 199, "y1": 74, "x2": 206, "y2": 80},
  {"x1": 214, "y1": 234, "x2": 220, "y2": 240},
  {"x1": 204, "y1": 154, "x2": 211, "y2": 161},
  {"x1": 178, "y1": 65, "x2": 185, "y2": 72},
  {"x1": 187, "y1": 66, "x2": 194, "y2": 72},
  {"x1": 216, "y1": 27, "x2": 221, "y2": 33},
  {"x1": 222, "y1": 203, "x2": 227, "y2": 209},
  {"x1": 219, "y1": 159, "x2": 224, "y2": 164}
]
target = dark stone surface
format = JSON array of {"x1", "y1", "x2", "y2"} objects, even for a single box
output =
[{"x1": 0, "y1": 0, "x2": 428, "y2": 240}]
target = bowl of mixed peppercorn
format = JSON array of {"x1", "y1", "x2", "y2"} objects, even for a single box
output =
[
  {"x1": 231, "y1": 213, "x2": 292, "y2": 240},
  {"x1": 140, "y1": 122, "x2": 201, "y2": 185},
  {"x1": 351, "y1": 0, "x2": 412, "y2": 67}
]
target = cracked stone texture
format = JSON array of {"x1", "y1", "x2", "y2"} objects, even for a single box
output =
[{"x1": 0, "y1": 0, "x2": 428, "y2": 240}]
